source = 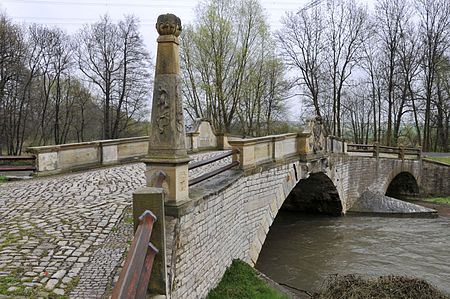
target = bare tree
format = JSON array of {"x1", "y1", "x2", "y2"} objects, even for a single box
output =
[
  {"x1": 415, "y1": 0, "x2": 450, "y2": 151},
  {"x1": 0, "y1": 14, "x2": 35, "y2": 155},
  {"x1": 277, "y1": 8, "x2": 325, "y2": 123},
  {"x1": 180, "y1": 0, "x2": 288, "y2": 134},
  {"x1": 326, "y1": 0, "x2": 370, "y2": 137},
  {"x1": 77, "y1": 14, "x2": 151, "y2": 139}
]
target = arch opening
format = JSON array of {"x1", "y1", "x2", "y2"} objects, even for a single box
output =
[
  {"x1": 283, "y1": 173, "x2": 342, "y2": 216},
  {"x1": 385, "y1": 172, "x2": 419, "y2": 200}
]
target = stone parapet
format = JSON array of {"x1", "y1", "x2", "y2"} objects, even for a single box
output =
[
  {"x1": 27, "y1": 136, "x2": 149, "y2": 175},
  {"x1": 228, "y1": 133, "x2": 301, "y2": 170}
]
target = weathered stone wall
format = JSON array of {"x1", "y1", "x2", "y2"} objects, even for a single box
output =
[
  {"x1": 185, "y1": 119, "x2": 222, "y2": 152},
  {"x1": 28, "y1": 137, "x2": 149, "y2": 174},
  {"x1": 327, "y1": 155, "x2": 422, "y2": 210},
  {"x1": 421, "y1": 160, "x2": 450, "y2": 196},
  {"x1": 165, "y1": 163, "x2": 302, "y2": 298}
]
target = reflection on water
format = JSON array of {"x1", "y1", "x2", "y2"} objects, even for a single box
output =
[{"x1": 255, "y1": 211, "x2": 450, "y2": 293}]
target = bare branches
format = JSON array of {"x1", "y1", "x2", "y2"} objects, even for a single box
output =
[{"x1": 181, "y1": 0, "x2": 290, "y2": 136}]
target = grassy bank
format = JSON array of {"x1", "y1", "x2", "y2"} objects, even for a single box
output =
[
  {"x1": 207, "y1": 260, "x2": 289, "y2": 299},
  {"x1": 425, "y1": 156, "x2": 450, "y2": 165},
  {"x1": 423, "y1": 196, "x2": 450, "y2": 204}
]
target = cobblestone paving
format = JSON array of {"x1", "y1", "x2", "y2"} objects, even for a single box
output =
[{"x1": 0, "y1": 150, "x2": 231, "y2": 298}]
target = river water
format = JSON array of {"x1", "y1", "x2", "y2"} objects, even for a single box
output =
[{"x1": 255, "y1": 211, "x2": 450, "y2": 294}]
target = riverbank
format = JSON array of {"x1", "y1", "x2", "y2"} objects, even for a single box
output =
[
  {"x1": 207, "y1": 260, "x2": 450, "y2": 299},
  {"x1": 207, "y1": 260, "x2": 291, "y2": 299},
  {"x1": 424, "y1": 156, "x2": 450, "y2": 165},
  {"x1": 408, "y1": 196, "x2": 450, "y2": 217}
]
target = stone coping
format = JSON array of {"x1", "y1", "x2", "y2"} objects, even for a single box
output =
[
  {"x1": 27, "y1": 136, "x2": 149, "y2": 153},
  {"x1": 228, "y1": 133, "x2": 298, "y2": 146}
]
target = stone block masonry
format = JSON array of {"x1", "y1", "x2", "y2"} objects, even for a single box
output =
[
  {"x1": 165, "y1": 162, "x2": 302, "y2": 299},
  {"x1": 421, "y1": 160, "x2": 450, "y2": 196}
]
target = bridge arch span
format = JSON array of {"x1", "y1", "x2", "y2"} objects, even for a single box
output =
[
  {"x1": 385, "y1": 171, "x2": 420, "y2": 199},
  {"x1": 283, "y1": 172, "x2": 343, "y2": 215}
]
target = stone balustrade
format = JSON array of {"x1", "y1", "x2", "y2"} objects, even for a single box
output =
[
  {"x1": 185, "y1": 119, "x2": 230, "y2": 152},
  {"x1": 228, "y1": 133, "x2": 303, "y2": 170},
  {"x1": 27, "y1": 137, "x2": 150, "y2": 175},
  {"x1": 26, "y1": 120, "x2": 228, "y2": 175}
]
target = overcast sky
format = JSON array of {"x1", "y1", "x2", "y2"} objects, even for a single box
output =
[
  {"x1": 0, "y1": 0, "x2": 375, "y2": 120},
  {"x1": 0, "y1": 0, "x2": 314, "y2": 57}
]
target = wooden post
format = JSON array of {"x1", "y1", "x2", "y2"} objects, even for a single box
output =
[{"x1": 132, "y1": 188, "x2": 167, "y2": 296}]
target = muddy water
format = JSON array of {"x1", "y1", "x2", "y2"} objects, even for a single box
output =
[{"x1": 255, "y1": 211, "x2": 450, "y2": 294}]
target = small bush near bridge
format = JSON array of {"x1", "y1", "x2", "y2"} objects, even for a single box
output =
[
  {"x1": 312, "y1": 274, "x2": 449, "y2": 299},
  {"x1": 207, "y1": 259, "x2": 289, "y2": 299}
]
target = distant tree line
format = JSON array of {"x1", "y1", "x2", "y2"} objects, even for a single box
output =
[
  {"x1": 278, "y1": 0, "x2": 450, "y2": 151},
  {"x1": 0, "y1": 14, "x2": 151, "y2": 155},
  {"x1": 2, "y1": 0, "x2": 449, "y2": 154}
]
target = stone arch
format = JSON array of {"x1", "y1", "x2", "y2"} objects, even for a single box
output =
[
  {"x1": 385, "y1": 171, "x2": 420, "y2": 199},
  {"x1": 283, "y1": 172, "x2": 343, "y2": 215}
]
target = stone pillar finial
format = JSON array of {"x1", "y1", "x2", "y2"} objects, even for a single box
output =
[
  {"x1": 156, "y1": 14, "x2": 182, "y2": 37},
  {"x1": 144, "y1": 13, "x2": 190, "y2": 203}
]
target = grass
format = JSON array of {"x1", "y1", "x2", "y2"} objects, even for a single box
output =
[
  {"x1": 0, "y1": 269, "x2": 35, "y2": 298},
  {"x1": 425, "y1": 156, "x2": 450, "y2": 165},
  {"x1": 423, "y1": 196, "x2": 450, "y2": 204},
  {"x1": 64, "y1": 276, "x2": 80, "y2": 295},
  {"x1": 0, "y1": 176, "x2": 7, "y2": 183},
  {"x1": 207, "y1": 260, "x2": 289, "y2": 299}
]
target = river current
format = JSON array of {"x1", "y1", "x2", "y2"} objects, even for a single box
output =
[{"x1": 255, "y1": 211, "x2": 450, "y2": 294}]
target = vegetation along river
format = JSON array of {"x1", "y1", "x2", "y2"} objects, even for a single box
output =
[{"x1": 256, "y1": 210, "x2": 450, "y2": 294}]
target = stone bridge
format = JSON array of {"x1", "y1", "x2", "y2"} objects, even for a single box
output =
[
  {"x1": 1, "y1": 125, "x2": 448, "y2": 299},
  {"x1": 158, "y1": 127, "x2": 449, "y2": 299},
  {"x1": 1, "y1": 12, "x2": 449, "y2": 299}
]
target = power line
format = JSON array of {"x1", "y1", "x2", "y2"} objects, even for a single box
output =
[{"x1": 2, "y1": 0, "x2": 194, "y2": 8}]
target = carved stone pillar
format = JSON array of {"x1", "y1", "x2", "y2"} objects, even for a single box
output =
[{"x1": 143, "y1": 14, "x2": 190, "y2": 203}]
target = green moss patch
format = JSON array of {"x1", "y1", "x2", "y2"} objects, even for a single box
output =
[{"x1": 207, "y1": 260, "x2": 289, "y2": 299}]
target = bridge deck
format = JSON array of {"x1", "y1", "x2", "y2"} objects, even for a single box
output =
[{"x1": 0, "y1": 151, "x2": 230, "y2": 298}]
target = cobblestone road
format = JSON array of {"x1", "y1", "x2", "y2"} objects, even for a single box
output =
[{"x1": 0, "y1": 151, "x2": 231, "y2": 298}]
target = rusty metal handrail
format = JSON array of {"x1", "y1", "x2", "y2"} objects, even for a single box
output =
[
  {"x1": 112, "y1": 211, "x2": 158, "y2": 299},
  {"x1": 189, "y1": 160, "x2": 239, "y2": 186},
  {"x1": 0, "y1": 155, "x2": 37, "y2": 172},
  {"x1": 0, "y1": 155, "x2": 36, "y2": 161},
  {"x1": 188, "y1": 149, "x2": 239, "y2": 170},
  {"x1": 188, "y1": 149, "x2": 240, "y2": 186}
]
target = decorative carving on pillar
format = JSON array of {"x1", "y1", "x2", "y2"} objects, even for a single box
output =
[
  {"x1": 175, "y1": 80, "x2": 184, "y2": 133},
  {"x1": 156, "y1": 85, "x2": 170, "y2": 134}
]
